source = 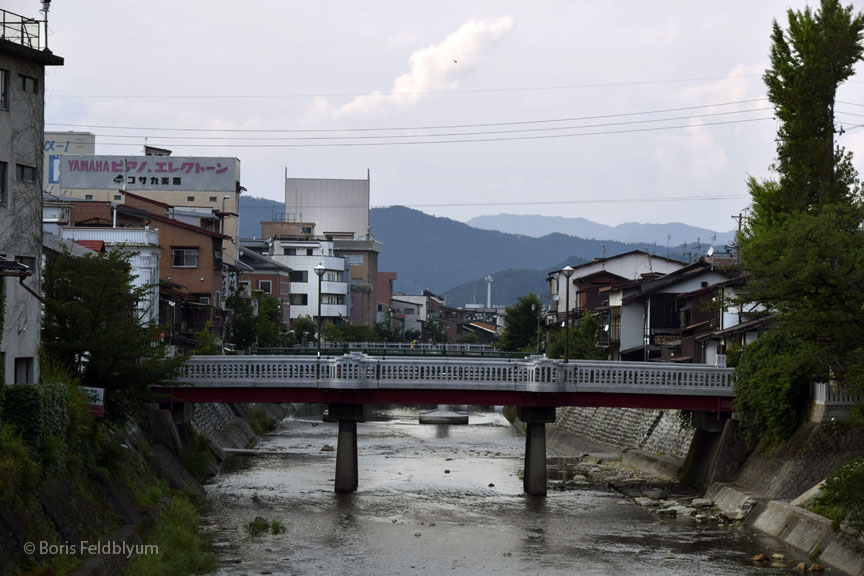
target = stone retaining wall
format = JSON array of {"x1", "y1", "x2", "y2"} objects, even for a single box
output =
[{"x1": 554, "y1": 407, "x2": 695, "y2": 461}]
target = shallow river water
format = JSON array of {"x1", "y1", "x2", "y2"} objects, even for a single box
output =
[{"x1": 205, "y1": 408, "x2": 808, "y2": 576}]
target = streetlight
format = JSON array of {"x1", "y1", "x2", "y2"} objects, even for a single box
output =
[
  {"x1": 561, "y1": 265, "x2": 575, "y2": 363},
  {"x1": 314, "y1": 263, "x2": 325, "y2": 356}
]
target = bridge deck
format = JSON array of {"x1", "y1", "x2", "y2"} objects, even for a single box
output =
[{"x1": 152, "y1": 354, "x2": 735, "y2": 412}]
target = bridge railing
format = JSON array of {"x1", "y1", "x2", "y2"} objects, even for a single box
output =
[
  {"x1": 813, "y1": 382, "x2": 864, "y2": 406},
  {"x1": 178, "y1": 354, "x2": 734, "y2": 396}
]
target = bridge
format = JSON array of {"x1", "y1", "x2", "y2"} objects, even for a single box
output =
[{"x1": 152, "y1": 354, "x2": 735, "y2": 495}]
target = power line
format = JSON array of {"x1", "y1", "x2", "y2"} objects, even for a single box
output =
[
  {"x1": 46, "y1": 98, "x2": 769, "y2": 134},
  {"x1": 88, "y1": 117, "x2": 773, "y2": 148},
  {"x1": 47, "y1": 74, "x2": 764, "y2": 100},
  {"x1": 85, "y1": 107, "x2": 773, "y2": 142}
]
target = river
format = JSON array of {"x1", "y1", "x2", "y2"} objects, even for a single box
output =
[{"x1": 204, "y1": 407, "x2": 803, "y2": 575}]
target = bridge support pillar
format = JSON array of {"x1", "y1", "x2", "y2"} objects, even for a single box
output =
[
  {"x1": 329, "y1": 403, "x2": 364, "y2": 493},
  {"x1": 517, "y1": 406, "x2": 556, "y2": 496}
]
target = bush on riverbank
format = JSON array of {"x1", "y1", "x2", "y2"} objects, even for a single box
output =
[
  {"x1": 810, "y1": 458, "x2": 864, "y2": 538},
  {"x1": 127, "y1": 494, "x2": 215, "y2": 576}
]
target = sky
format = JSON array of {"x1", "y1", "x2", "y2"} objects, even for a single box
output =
[{"x1": 12, "y1": 0, "x2": 864, "y2": 233}]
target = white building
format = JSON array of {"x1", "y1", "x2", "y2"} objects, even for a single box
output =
[
  {"x1": 549, "y1": 250, "x2": 686, "y2": 321},
  {"x1": 284, "y1": 174, "x2": 370, "y2": 240},
  {"x1": 266, "y1": 239, "x2": 349, "y2": 323}
]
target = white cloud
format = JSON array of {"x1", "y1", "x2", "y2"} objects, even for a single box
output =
[{"x1": 327, "y1": 16, "x2": 514, "y2": 119}]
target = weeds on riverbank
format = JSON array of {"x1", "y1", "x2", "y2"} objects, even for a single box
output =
[{"x1": 127, "y1": 495, "x2": 215, "y2": 576}]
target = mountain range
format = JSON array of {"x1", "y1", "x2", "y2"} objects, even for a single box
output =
[
  {"x1": 467, "y1": 214, "x2": 735, "y2": 247},
  {"x1": 239, "y1": 197, "x2": 724, "y2": 307}
]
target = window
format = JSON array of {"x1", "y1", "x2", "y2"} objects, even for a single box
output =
[
  {"x1": 14, "y1": 357, "x2": 34, "y2": 384},
  {"x1": 280, "y1": 281, "x2": 291, "y2": 296},
  {"x1": 301, "y1": 227, "x2": 313, "y2": 234},
  {"x1": 213, "y1": 249, "x2": 223, "y2": 270},
  {"x1": 346, "y1": 253, "x2": 364, "y2": 266},
  {"x1": 289, "y1": 270, "x2": 307, "y2": 283},
  {"x1": 322, "y1": 295, "x2": 345, "y2": 305},
  {"x1": 404, "y1": 309, "x2": 414, "y2": 315},
  {"x1": 258, "y1": 280, "x2": 272, "y2": 294},
  {"x1": 15, "y1": 164, "x2": 36, "y2": 182},
  {"x1": 20, "y1": 75, "x2": 39, "y2": 95},
  {"x1": 283, "y1": 248, "x2": 296, "y2": 255},
  {"x1": 0, "y1": 69, "x2": 8, "y2": 109},
  {"x1": 172, "y1": 248, "x2": 198, "y2": 268},
  {"x1": 0, "y1": 162, "x2": 6, "y2": 203},
  {"x1": 114, "y1": 194, "x2": 122, "y2": 201},
  {"x1": 289, "y1": 293, "x2": 308, "y2": 306},
  {"x1": 209, "y1": 196, "x2": 217, "y2": 202},
  {"x1": 85, "y1": 194, "x2": 93, "y2": 200},
  {"x1": 305, "y1": 248, "x2": 313, "y2": 256},
  {"x1": 187, "y1": 196, "x2": 195, "y2": 202},
  {"x1": 215, "y1": 291, "x2": 222, "y2": 309}
]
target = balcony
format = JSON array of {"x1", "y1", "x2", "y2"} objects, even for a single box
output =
[{"x1": 61, "y1": 227, "x2": 159, "y2": 246}]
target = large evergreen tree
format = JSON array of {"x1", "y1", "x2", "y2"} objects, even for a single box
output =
[
  {"x1": 737, "y1": 0, "x2": 864, "y2": 443},
  {"x1": 500, "y1": 294, "x2": 543, "y2": 352},
  {"x1": 42, "y1": 250, "x2": 185, "y2": 422}
]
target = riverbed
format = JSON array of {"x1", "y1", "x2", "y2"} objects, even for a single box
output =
[{"x1": 204, "y1": 407, "x2": 805, "y2": 575}]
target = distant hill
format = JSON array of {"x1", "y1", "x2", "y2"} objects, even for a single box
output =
[
  {"x1": 239, "y1": 196, "x2": 286, "y2": 239},
  {"x1": 370, "y1": 206, "x2": 648, "y2": 300},
  {"x1": 240, "y1": 199, "x2": 705, "y2": 308},
  {"x1": 467, "y1": 214, "x2": 735, "y2": 247}
]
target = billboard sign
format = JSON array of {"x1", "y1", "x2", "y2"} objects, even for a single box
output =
[
  {"x1": 59, "y1": 155, "x2": 239, "y2": 192},
  {"x1": 79, "y1": 386, "x2": 105, "y2": 417}
]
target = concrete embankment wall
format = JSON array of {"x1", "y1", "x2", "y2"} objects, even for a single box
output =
[
  {"x1": 552, "y1": 405, "x2": 864, "y2": 576},
  {"x1": 553, "y1": 406, "x2": 694, "y2": 461}
]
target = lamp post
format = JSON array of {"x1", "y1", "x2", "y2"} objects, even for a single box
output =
[
  {"x1": 561, "y1": 265, "x2": 574, "y2": 363},
  {"x1": 314, "y1": 263, "x2": 325, "y2": 356},
  {"x1": 532, "y1": 303, "x2": 542, "y2": 354}
]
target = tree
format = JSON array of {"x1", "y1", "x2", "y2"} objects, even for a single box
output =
[
  {"x1": 224, "y1": 289, "x2": 257, "y2": 351},
  {"x1": 192, "y1": 321, "x2": 221, "y2": 355},
  {"x1": 547, "y1": 314, "x2": 606, "y2": 361},
  {"x1": 42, "y1": 250, "x2": 185, "y2": 422},
  {"x1": 255, "y1": 295, "x2": 284, "y2": 349},
  {"x1": 291, "y1": 315, "x2": 316, "y2": 346},
  {"x1": 737, "y1": 0, "x2": 864, "y2": 442},
  {"x1": 500, "y1": 294, "x2": 542, "y2": 352}
]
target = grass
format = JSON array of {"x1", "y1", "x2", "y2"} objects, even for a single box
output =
[{"x1": 126, "y1": 495, "x2": 215, "y2": 576}]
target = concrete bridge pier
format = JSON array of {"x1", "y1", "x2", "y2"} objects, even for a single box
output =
[
  {"x1": 517, "y1": 406, "x2": 557, "y2": 496},
  {"x1": 329, "y1": 403, "x2": 364, "y2": 492}
]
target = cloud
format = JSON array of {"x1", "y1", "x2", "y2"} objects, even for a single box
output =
[{"x1": 328, "y1": 16, "x2": 514, "y2": 119}]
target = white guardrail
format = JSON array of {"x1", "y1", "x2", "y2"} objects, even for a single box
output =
[
  {"x1": 813, "y1": 382, "x2": 864, "y2": 406},
  {"x1": 179, "y1": 354, "x2": 734, "y2": 397}
]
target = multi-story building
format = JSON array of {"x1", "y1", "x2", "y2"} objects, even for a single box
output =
[
  {"x1": 281, "y1": 174, "x2": 381, "y2": 327},
  {"x1": 0, "y1": 10, "x2": 63, "y2": 384},
  {"x1": 46, "y1": 147, "x2": 243, "y2": 265}
]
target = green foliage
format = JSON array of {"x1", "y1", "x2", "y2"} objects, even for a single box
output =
[
  {"x1": 737, "y1": 0, "x2": 864, "y2": 442},
  {"x1": 134, "y1": 479, "x2": 169, "y2": 509},
  {"x1": 126, "y1": 495, "x2": 216, "y2": 576},
  {"x1": 3, "y1": 382, "x2": 71, "y2": 467},
  {"x1": 547, "y1": 314, "x2": 607, "y2": 361},
  {"x1": 178, "y1": 430, "x2": 215, "y2": 482},
  {"x1": 42, "y1": 249, "x2": 186, "y2": 422},
  {"x1": 247, "y1": 407, "x2": 277, "y2": 436},
  {"x1": 460, "y1": 333, "x2": 479, "y2": 344},
  {"x1": 0, "y1": 423, "x2": 40, "y2": 505},
  {"x1": 810, "y1": 458, "x2": 864, "y2": 537},
  {"x1": 256, "y1": 295, "x2": 285, "y2": 348},
  {"x1": 244, "y1": 517, "x2": 286, "y2": 537},
  {"x1": 425, "y1": 319, "x2": 449, "y2": 344},
  {"x1": 734, "y1": 330, "x2": 820, "y2": 446},
  {"x1": 291, "y1": 315, "x2": 316, "y2": 344},
  {"x1": 225, "y1": 289, "x2": 258, "y2": 351},
  {"x1": 500, "y1": 294, "x2": 542, "y2": 352},
  {"x1": 192, "y1": 321, "x2": 220, "y2": 355}
]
